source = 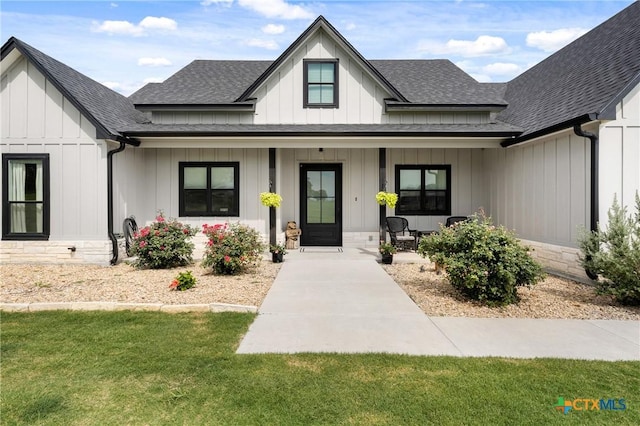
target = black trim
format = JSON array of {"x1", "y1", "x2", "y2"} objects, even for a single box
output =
[
  {"x1": 501, "y1": 114, "x2": 596, "y2": 147},
  {"x1": 379, "y1": 148, "x2": 386, "y2": 243},
  {"x1": 134, "y1": 103, "x2": 256, "y2": 112},
  {"x1": 179, "y1": 162, "x2": 240, "y2": 217},
  {"x1": 2, "y1": 153, "x2": 50, "y2": 241},
  {"x1": 123, "y1": 130, "x2": 521, "y2": 138},
  {"x1": 395, "y1": 164, "x2": 452, "y2": 216},
  {"x1": 303, "y1": 59, "x2": 339, "y2": 108},
  {"x1": 107, "y1": 142, "x2": 126, "y2": 264},
  {"x1": 385, "y1": 102, "x2": 507, "y2": 112},
  {"x1": 269, "y1": 148, "x2": 276, "y2": 246}
]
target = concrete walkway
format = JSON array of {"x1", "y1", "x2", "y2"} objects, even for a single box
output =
[{"x1": 237, "y1": 248, "x2": 640, "y2": 360}]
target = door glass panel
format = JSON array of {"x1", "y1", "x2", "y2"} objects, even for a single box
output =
[
  {"x1": 305, "y1": 170, "x2": 336, "y2": 224},
  {"x1": 321, "y1": 198, "x2": 335, "y2": 223},
  {"x1": 321, "y1": 171, "x2": 335, "y2": 197},
  {"x1": 306, "y1": 171, "x2": 321, "y2": 197}
]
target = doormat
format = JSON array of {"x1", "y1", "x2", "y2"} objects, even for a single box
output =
[{"x1": 299, "y1": 247, "x2": 343, "y2": 253}]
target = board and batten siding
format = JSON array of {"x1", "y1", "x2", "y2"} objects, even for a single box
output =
[
  {"x1": 1, "y1": 56, "x2": 111, "y2": 263},
  {"x1": 387, "y1": 148, "x2": 487, "y2": 233},
  {"x1": 112, "y1": 147, "x2": 271, "y2": 240},
  {"x1": 599, "y1": 82, "x2": 640, "y2": 225},
  {"x1": 483, "y1": 130, "x2": 591, "y2": 248}
]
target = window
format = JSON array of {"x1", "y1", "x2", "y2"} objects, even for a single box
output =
[
  {"x1": 395, "y1": 165, "x2": 451, "y2": 215},
  {"x1": 2, "y1": 154, "x2": 50, "y2": 240},
  {"x1": 304, "y1": 59, "x2": 338, "y2": 108},
  {"x1": 179, "y1": 162, "x2": 239, "y2": 217}
]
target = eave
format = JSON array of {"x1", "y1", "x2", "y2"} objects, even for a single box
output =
[
  {"x1": 385, "y1": 101, "x2": 507, "y2": 113},
  {"x1": 134, "y1": 102, "x2": 256, "y2": 113}
]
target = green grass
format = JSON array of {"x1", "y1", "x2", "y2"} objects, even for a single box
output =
[{"x1": 1, "y1": 311, "x2": 638, "y2": 425}]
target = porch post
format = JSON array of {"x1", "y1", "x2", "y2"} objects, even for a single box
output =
[
  {"x1": 379, "y1": 147, "x2": 386, "y2": 243},
  {"x1": 269, "y1": 148, "x2": 276, "y2": 246}
]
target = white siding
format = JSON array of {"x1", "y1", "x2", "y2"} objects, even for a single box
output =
[
  {"x1": 112, "y1": 147, "x2": 271, "y2": 239},
  {"x1": 599, "y1": 82, "x2": 640, "y2": 225},
  {"x1": 387, "y1": 148, "x2": 487, "y2": 232},
  {"x1": 484, "y1": 131, "x2": 590, "y2": 247},
  {"x1": 1, "y1": 56, "x2": 108, "y2": 243}
]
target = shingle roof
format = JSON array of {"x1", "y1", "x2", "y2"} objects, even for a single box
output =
[
  {"x1": 129, "y1": 60, "x2": 271, "y2": 105},
  {"x1": 498, "y1": 1, "x2": 640, "y2": 139},
  {"x1": 1, "y1": 37, "x2": 149, "y2": 141},
  {"x1": 121, "y1": 122, "x2": 521, "y2": 136}
]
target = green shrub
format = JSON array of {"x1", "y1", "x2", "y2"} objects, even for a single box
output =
[
  {"x1": 130, "y1": 213, "x2": 198, "y2": 269},
  {"x1": 169, "y1": 270, "x2": 197, "y2": 291},
  {"x1": 418, "y1": 213, "x2": 544, "y2": 306},
  {"x1": 579, "y1": 194, "x2": 640, "y2": 305},
  {"x1": 201, "y1": 223, "x2": 265, "y2": 275}
]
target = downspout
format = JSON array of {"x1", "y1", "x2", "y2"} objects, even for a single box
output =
[
  {"x1": 107, "y1": 141, "x2": 126, "y2": 265},
  {"x1": 573, "y1": 124, "x2": 598, "y2": 279}
]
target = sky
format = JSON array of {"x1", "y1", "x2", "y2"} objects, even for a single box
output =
[{"x1": 1, "y1": 0, "x2": 635, "y2": 96}]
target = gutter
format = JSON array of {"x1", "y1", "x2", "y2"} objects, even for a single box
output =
[
  {"x1": 106, "y1": 136, "x2": 139, "y2": 265},
  {"x1": 573, "y1": 124, "x2": 599, "y2": 280}
]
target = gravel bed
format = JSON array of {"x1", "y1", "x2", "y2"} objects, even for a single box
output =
[
  {"x1": 383, "y1": 263, "x2": 640, "y2": 320},
  {"x1": 2, "y1": 260, "x2": 639, "y2": 320},
  {"x1": 1, "y1": 261, "x2": 280, "y2": 307}
]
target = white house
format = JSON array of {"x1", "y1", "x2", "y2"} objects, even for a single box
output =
[{"x1": 1, "y1": 3, "x2": 639, "y2": 281}]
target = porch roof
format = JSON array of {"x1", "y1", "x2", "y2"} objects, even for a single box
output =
[{"x1": 120, "y1": 122, "x2": 522, "y2": 138}]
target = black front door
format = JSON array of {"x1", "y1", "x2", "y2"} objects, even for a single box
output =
[{"x1": 300, "y1": 163, "x2": 342, "y2": 246}]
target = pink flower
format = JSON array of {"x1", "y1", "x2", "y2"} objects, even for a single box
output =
[
  {"x1": 139, "y1": 241, "x2": 147, "y2": 248},
  {"x1": 207, "y1": 240, "x2": 213, "y2": 246},
  {"x1": 156, "y1": 215, "x2": 165, "y2": 223},
  {"x1": 169, "y1": 279, "x2": 178, "y2": 290},
  {"x1": 224, "y1": 255, "x2": 231, "y2": 263},
  {"x1": 160, "y1": 246, "x2": 165, "y2": 250},
  {"x1": 155, "y1": 230, "x2": 160, "y2": 236},
  {"x1": 183, "y1": 228, "x2": 190, "y2": 234}
]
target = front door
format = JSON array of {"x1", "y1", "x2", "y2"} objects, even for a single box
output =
[{"x1": 300, "y1": 163, "x2": 342, "y2": 246}]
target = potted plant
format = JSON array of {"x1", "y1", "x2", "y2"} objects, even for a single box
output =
[
  {"x1": 260, "y1": 192, "x2": 282, "y2": 208},
  {"x1": 269, "y1": 242, "x2": 287, "y2": 263},
  {"x1": 379, "y1": 242, "x2": 397, "y2": 264},
  {"x1": 375, "y1": 191, "x2": 398, "y2": 209}
]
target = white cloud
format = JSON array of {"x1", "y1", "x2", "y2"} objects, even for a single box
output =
[
  {"x1": 110, "y1": 3, "x2": 118, "y2": 8},
  {"x1": 92, "y1": 16, "x2": 177, "y2": 36},
  {"x1": 201, "y1": 0, "x2": 233, "y2": 5},
  {"x1": 139, "y1": 17, "x2": 178, "y2": 31},
  {"x1": 526, "y1": 28, "x2": 587, "y2": 52},
  {"x1": 143, "y1": 77, "x2": 165, "y2": 84},
  {"x1": 101, "y1": 81, "x2": 121, "y2": 89},
  {"x1": 418, "y1": 35, "x2": 510, "y2": 57},
  {"x1": 93, "y1": 20, "x2": 144, "y2": 36},
  {"x1": 262, "y1": 23, "x2": 285, "y2": 34},
  {"x1": 138, "y1": 57, "x2": 172, "y2": 67},
  {"x1": 345, "y1": 22, "x2": 356, "y2": 31},
  {"x1": 482, "y1": 62, "x2": 521, "y2": 76},
  {"x1": 246, "y1": 38, "x2": 279, "y2": 50},
  {"x1": 238, "y1": 0, "x2": 313, "y2": 20}
]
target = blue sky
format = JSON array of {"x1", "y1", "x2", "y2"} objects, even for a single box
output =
[{"x1": 1, "y1": 0, "x2": 634, "y2": 95}]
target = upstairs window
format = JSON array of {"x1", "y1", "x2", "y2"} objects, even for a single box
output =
[
  {"x1": 304, "y1": 59, "x2": 338, "y2": 108},
  {"x1": 179, "y1": 162, "x2": 239, "y2": 217},
  {"x1": 395, "y1": 165, "x2": 451, "y2": 215},
  {"x1": 2, "y1": 154, "x2": 50, "y2": 240}
]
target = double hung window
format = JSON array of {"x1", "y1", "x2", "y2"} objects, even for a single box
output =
[
  {"x1": 395, "y1": 165, "x2": 451, "y2": 215},
  {"x1": 2, "y1": 154, "x2": 50, "y2": 240},
  {"x1": 304, "y1": 59, "x2": 338, "y2": 108},
  {"x1": 179, "y1": 162, "x2": 239, "y2": 217}
]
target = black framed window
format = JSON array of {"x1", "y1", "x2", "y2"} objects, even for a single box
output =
[
  {"x1": 179, "y1": 162, "x2": 239, "y2": 217},
  {"x1": 395, "y1": 165, "x2": 451, "y2": 215},
  {"x1": 304, "y1": 59, "x2": 338, "y2": 108},
  {"x1": 2, "y1": 154, "x2": 50, "y2": 240}
]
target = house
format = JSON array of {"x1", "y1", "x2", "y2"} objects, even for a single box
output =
[{"x1": 1, "y1": 3, "x2": 638, "y2": 281}]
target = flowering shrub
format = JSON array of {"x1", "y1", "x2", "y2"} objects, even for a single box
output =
[
  {"x1": 376, "y1": 191, "x2": 398, "y2": 209},
  {"x1": 130, "y1": 213, "x2": 198, "y2": 269},
  {"x1": 201, "y1": 223, "x2": 265, "y2": 275},
  {"x1": 418, "y1": 212, "x2": 544, "y2": 306},
  {"x1": 269, "y1": 242, "x2": 287, "y2": 255},
  {"x1": 260, "y1": 192, "x2": 282, "y2": 208},
  {"x1": 169, "y1": 270, "x2": 197, "y2": 291}
]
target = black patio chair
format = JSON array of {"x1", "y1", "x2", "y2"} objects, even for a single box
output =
[
  {"x1": 385, "y1": 216, "x2": 418, "y2": 250},
  {"x1": 445, "y1": 216, "x2": 469, "y2": 227}
]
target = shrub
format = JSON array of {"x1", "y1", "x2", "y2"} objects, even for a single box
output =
[
  {"x1": 418, "y1": 213, "x2": 544, "y2": 306},
  {"x1": 130, "y1": 213, "x2": 198, "y2": 269},
  {"x1": 579, "y1": 194, "x2": 640, "y2": 305},
  {"x1": 169, "y1": 270, "x2": 197, "y2": 291},
  {"x1": 201, "y1": 223, "x2": 265, "y2": 275}
]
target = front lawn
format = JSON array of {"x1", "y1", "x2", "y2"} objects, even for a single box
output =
[{"x1": 1, "y1": 311, "x2": 638, "y2": 425}]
